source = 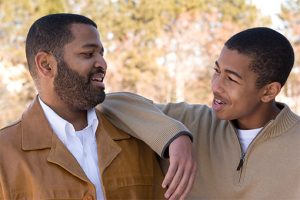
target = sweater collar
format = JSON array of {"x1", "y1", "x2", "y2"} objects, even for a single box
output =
[
  {"x1": 229, "y1": 102, "x2": 300, "y2": 141},
  {"x1": 259, "y1": 102, "x2": 299, "y2": 139}
]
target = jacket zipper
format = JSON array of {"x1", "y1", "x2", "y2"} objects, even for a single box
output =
[
  {"x1": 233, "y1": 120, "x2": 274, "y2": 184},
  {"x1": 236, "y1": 153, "x2": 245, "y2": 171},
  {"x1": 234, "y1": 121, "x2": 272, "y2": 172},
  {"x1": 235, "y1": 124, "x2": 270, "y2": 172}
]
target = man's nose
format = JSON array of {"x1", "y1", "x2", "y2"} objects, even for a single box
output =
[{"x1": 95, "y1": 54, "x2": 107, "y2": 71}]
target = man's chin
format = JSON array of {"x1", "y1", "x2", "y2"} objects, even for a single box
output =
[
  {"x1": 98, "y1": 91, "x2": 106, "y2": 104},
  {"x1": 75, "y1": 91, "x2": 106, "y2": 110},
  {"x1": 91, "y1": 90, "x2": 106, "y2": 106}
]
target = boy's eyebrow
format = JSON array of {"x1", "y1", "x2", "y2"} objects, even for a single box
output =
[{"x1": 215, "y1": 61, "x2": 243, "y2": 80}]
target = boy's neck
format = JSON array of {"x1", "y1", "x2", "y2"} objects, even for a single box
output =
[{"x1": 234, "y1": 101, "x2": 281, "y2": 130}]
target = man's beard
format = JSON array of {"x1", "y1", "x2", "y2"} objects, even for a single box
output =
[{"x1": 53, "y1": 60, "x2": 105, "y2": 110}]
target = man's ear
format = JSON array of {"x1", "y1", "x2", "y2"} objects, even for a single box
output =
[
  {"x1": 261, "y1": 82, "x2": 282, "y2": 102},
  {"x1": 35, "y1": 51, "x2": 57, "y2": 78}
]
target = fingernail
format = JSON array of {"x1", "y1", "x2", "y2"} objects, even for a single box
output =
[{"x1": 165, "y1": 193, "x2": 170, "y2": 198}]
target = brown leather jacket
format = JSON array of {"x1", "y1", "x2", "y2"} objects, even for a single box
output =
[{"x1": 0, "y1": 97, "x2": 165, "y2": 199}]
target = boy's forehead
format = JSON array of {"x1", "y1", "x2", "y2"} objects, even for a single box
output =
[
  {"x1": 219, "y1": 47, "x2": 253, "y2": 65},
  {"x1": 217, "y1": 47, "x2": 254, "y2": 75}
]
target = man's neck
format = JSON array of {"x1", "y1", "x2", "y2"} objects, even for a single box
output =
[{"x1": 39, "y1": 96, "x2": 88, "y2": 131}]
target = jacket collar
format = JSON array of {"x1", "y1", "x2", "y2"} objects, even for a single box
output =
[
  {"x1": 21, "y1": 96, "x2": 130, "y2": 179},
  {"x1": 94, "y1": 109, "x2": 130, "y2": 175},
  {"x1": 20, "y1": 96, "x2": 90, "y2": 182},
  {"x1": 21, "y1": 96, "x2": 53, "y2": 150}
]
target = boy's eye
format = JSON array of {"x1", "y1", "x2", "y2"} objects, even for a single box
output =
[
  {"x1": 228, "y1": 76, "x2": 239, "y2": 84},
  {"x1": 213, "y1": 67, "x2": 220, "y2": 74}
]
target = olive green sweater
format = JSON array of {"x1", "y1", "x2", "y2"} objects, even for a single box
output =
[{"x1": 101, "y1": 92, "x2": 300, "y2": 200}]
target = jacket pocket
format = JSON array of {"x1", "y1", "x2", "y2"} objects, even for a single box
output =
[
  {"x1": 10, "y1": 189, "x2": 85, "y2": 200},
  {"x1": 104, "y1": 175, "x2": 153, "y2": 191},
  {"x1": 104, "y1": 175, "x2": 163, "y2": 200}
]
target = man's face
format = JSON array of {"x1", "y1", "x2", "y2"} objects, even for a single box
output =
[
  {"x1": 54, "y1": 23, "x2": 107, "y2": 110},
  {"x1": 211, "y1": 46, "x2": 266, "y2": 128}
]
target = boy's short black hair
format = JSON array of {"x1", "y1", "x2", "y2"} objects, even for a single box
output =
[{"x1": 225, "y1": 27, "x2": 294, "y2": 88}]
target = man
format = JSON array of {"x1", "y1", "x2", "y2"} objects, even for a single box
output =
[
  {"x1": 101, "y1": 27, "x2": 300, "y2": 199},
  {"x1": 0, "y1": 13, "x2": 193, "y2": 200}
]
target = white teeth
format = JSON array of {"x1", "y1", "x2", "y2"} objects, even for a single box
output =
[
  {"x1": 215, "y1": 99, "x2": 223, "y2": 104},
  {"x1": 92, "y1": 73, "x2": 104, "y2": 82},
  {"x1": 92, "y1": 78, "x2": 101, "y2": 82}
]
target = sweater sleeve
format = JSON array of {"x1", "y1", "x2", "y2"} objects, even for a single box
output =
[{"x1": 99, "y1": 92, "x2": 192, "y2": 158}]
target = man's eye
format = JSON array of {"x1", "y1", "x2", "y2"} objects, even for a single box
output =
[{"x1": 82, "y1": 52, "x2": 93, "y2": 58}]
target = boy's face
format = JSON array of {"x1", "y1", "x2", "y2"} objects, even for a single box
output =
[{"x1": 211, "y1": 46, "x2": 266, "y2": 129}]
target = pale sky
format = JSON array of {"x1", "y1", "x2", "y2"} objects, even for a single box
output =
[
  {"x1": 251, "y1": 0, "x2": 283, "y2": 29},
  {"x1": 252, "y1": 0, "x2": 282, "y2": 16}
]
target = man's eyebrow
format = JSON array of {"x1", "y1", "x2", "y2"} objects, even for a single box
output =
[
  {"x1": 215, "y1": 61, "x2": 243, "y2": 80},
  {"x1": 82, "y1": 43, "x2": 98, "y2": 48},
  {"x1": 82, "y1": 43, "x2": 104, "y2": 52}
]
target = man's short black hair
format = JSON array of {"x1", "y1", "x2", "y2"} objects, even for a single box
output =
[
  {"x1": 25, "y1": 13, "x2": 97, "y2": 78},
  {"x1": 225, "y1": 27, "x2": 294, "y2": 88}
]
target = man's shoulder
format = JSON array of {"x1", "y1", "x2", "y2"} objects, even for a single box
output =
[
  {"x1": 0, "y1": 119, "x2": 21, "y2": 134},
  {"x1": 96, "y1": 109, "x2": 154, "y2": 146},
  {"x1": 106, "y1": 92, "x2": 150, "y2": 100},
  {"x1": 0, "y1": 119, "x2": 22, "y2": 146},
  {"x1": 96, "y1": 109, "x2": 132, "y2": 139}
]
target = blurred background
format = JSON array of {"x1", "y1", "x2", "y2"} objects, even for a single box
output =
[{"x1": 1, "y1": 0, "x2": 300, "y2": 128}]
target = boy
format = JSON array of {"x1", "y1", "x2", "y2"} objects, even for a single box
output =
[{"x1": 102, "y1": 27, "x2": 300, "y2": 199}]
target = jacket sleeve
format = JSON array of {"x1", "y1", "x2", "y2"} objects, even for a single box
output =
[
  {"x1": 99, "y1": 92, "x2": 192, "y2": 158},
  {"x1": 0, "y1": 184, "x2": 2, "y2": 200}
]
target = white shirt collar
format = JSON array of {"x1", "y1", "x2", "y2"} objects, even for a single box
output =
[
  {"x1": 38, "y1": 97, "x2": 104, "y2": 200},
  {"x1": 38, "y1": 97, "x2": 99, "y2": 145}
]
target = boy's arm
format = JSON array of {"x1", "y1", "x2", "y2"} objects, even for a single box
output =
[
  {"x1": 100, "y1": 92, "x2": 196, "y2": 200},
  {"x1": 100, "y1": 92, "x2": 192, "y2": 157}
]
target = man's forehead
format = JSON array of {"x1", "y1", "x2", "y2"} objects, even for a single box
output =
[
  {"x1": 68, "y1": 23, "x2": 102, "y2": 47},
  {"x1": 69, "y1": 23, "x2": 99, "y2": 38}
]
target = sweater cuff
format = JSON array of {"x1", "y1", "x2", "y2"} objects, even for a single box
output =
[{"x1": 161, "y1": 131, "x2": 193, "y2": 159}]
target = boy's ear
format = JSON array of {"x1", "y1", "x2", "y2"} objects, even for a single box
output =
[
  {"x1": 35, "y1": 51, "x2": 57, "y2": 78},
  {"x1": 261, "y1": 82, "x2": 282, "y2": 102}
]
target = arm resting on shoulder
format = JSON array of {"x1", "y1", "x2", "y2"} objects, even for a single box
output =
[
  {"x1": 99, "y1": 92, "x2": 192, "y2": 158},
  {"x1": 100, "y1": 92, "x2": 197, "y2": 200}
]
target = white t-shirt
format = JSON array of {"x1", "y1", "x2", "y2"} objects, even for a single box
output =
[{"x1": 237, "y1": 127, "x2": 263, "y2": 154}]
